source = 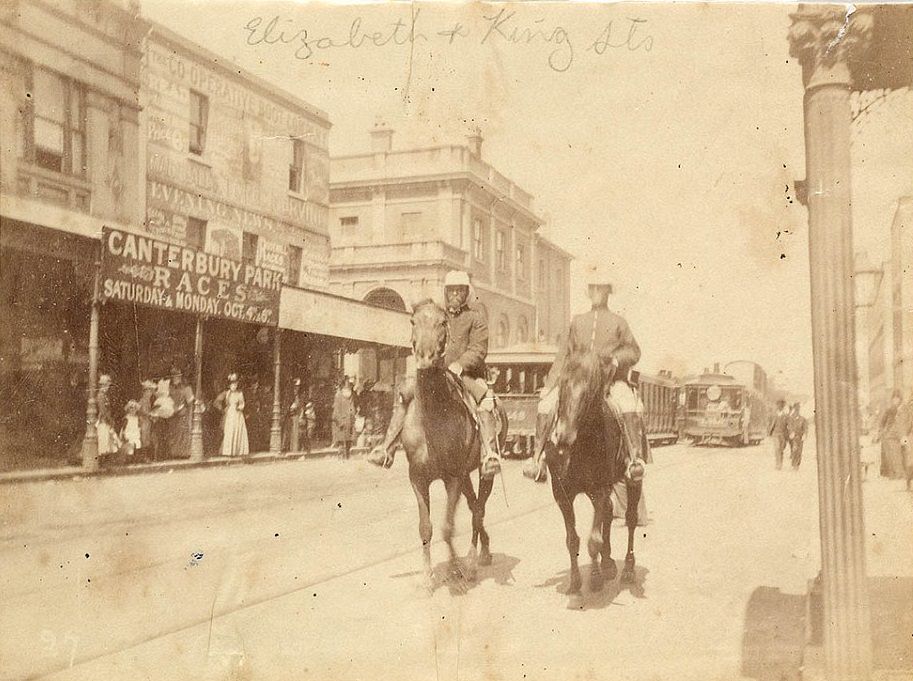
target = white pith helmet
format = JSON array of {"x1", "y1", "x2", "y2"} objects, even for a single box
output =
[
  {"x1": 444, "y1": 270, "x2": 471, "y2": 288},
  {"x1": 583, "y1": 262, "x2": 613, "y2": 293}
]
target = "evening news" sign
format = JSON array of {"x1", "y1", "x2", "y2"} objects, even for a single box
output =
[{"x1": 100, "y1": 227, "x2": 281, "y2": 326}]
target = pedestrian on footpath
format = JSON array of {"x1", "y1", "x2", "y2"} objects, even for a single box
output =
[
  {"x1": 896, "y1": 390, "x2": 913, "y2": 490},
  {"x1": 95, "y1": 374, "x2": 119, "y2": 460},
  {"x1": 119, "y1": 400, "x2": 143, "y2": 462},
  {"x1": 138, "y1": 380, "x2": 158, "y2": 462},
  {"x1": 304, "y1": 390, "x2": 317, "y2": 452},
  {"x1": 876, "y1": 390, "x2": 905, "y2": 479},
  {"x1": 787, "y1": 402, "x2": 807, "y2": 470},
  {"x1": 213, "y1": 373, "x2": 249, "y2": 458},
  {"x1": 333, "y1": 379, "x2": 355, "y2": 459},
  {"x1": 769, "y1": 399, "x2": 789, "y2": 470},
  {"x1": 167, "y1": 368, "x2": 194, "y2": 459},
  {"x1": 284, "y1": 378, "x2": 305, "y2": 453}
]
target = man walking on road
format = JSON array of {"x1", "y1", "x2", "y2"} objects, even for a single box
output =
[
  {"x1": 769, "y1": 399, "x2": 789, "y2": 470},
  {"x1": 787, "y1": 402, "x2": 807, "y2": 470}
]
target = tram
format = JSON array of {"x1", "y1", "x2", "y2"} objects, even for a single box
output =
[
  {"x1": 488, "y1": 343, "x2": 686, "y2": 456},
  {"x1": 637, "y1": 370, "x2": 680, "y2": 446},
  {"x1": 679, "y1": 362, "x2": 771, "y2": 446},
  {"x1": 487, "y1": 344, "x2": 556, "y2": 458}
]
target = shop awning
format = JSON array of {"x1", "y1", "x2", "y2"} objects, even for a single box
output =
[{"x1": 279, "y1": 287, "x2": 411, "y2": 349}]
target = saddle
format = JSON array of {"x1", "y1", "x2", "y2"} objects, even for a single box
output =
[{"x1": 443, "y1": 372, "x2": 504, "y2": 451}]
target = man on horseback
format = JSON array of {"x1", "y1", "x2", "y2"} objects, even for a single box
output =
[
  {"x1": 367, "y1": 270, "x2": 502, "y2": 479},
  {"x1": 525, "y1": 263, "x2": 647, "y2": 483}
]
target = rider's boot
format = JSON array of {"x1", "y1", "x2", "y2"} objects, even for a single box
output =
[
  {"x1": 621, "y1": 412, "x2": 646, "y2": 482},
  {"x1": 367, "y1": 399, "x2": 406, "y2": 468},
  {"x1": 478, "y1": 395, "x2": 501, "y2": 479}
]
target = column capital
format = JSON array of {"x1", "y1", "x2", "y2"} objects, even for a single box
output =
[{"x1": 788, "y1": 4, "x2": 874, "y2": 89}]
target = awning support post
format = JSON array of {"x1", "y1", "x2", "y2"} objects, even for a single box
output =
[
  {"x1": 80, "y1": 253, "x2": 102, "y2": 471},
  {"x1": 190, "y1": 316, "x2": 204, "y2": 462},
  {"x1": 270, "y1": 328, "x2": 282, "y2": 455}
]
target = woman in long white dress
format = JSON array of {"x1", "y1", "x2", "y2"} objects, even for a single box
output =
[{"x1": 214, "y1": 374, "x2": 249, "y2": 457}]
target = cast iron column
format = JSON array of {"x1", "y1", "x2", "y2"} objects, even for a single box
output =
[
  {"x1": 788, "y1": 6, "x2": 873, "y2": 680},
  {"x1": 79, "y1": 257, "x2": 101, "y2": 471},
  {"x1": 190, "y1": 317, "x2": 204, "y2": 461},
  {"x1": 270, "y1": 329, "x2": 282, "y2": 454}
]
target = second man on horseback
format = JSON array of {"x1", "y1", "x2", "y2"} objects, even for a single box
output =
[{"x1": 526, "y1": 263, "x2": 648, "y2": 483}]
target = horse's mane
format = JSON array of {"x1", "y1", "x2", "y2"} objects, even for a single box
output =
[
  {"x1": 560, "y1": 350, "x2": 605, "y2": 402},
  {"x1": 411, "y1": 298, "x2": 442, "y2": 313}
]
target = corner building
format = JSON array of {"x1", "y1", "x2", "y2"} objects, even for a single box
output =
[{"x1": 329, "y1": 126, "x2": 572, "y2": 386}]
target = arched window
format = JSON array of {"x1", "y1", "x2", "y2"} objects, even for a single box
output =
[
  {"x1": 517, "y1": 316, "x2": 529, "y2": 344},
  {"x1": 496, "y1": 316, "x2": 510, "y2": 348},
  {"x1": 363, "y1": 287, "x2": 407, "y2": 312}
]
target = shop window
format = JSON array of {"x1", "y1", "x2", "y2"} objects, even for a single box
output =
[
  {"x1": 22, "y1": 66, "x2": 86, "y2": 176},
  {"x1": 289, "y1": 138, "x2": 305, "y2": 193},
  {"x1": 516, "y1": 244, "x2": 528, "y2": 281},
  {"x1": 189, "y1": 91, "x2": 208, "y2": 155},
  {"x1": 340, "y1": 216, "x2": 359, "y2": 227},
  {"x1": 242, "y1": 231, "x2": 258, "y2": 264},
  {"x1": 186, "y1": 217, "x2": 207, "y2": 250},
  {"x1": 473, "y1": 218, "x2": 484, "y2": 261},
  {"x1": 287, "y1": 244, "x2": 302, "y2": 287},
  {"x1": 496, "y1": 230, "x2": 507, "y2": 272}
]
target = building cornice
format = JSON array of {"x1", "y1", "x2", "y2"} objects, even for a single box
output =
[{"x1": 331, "y1": 171, "x2": 542, "y2": 225}]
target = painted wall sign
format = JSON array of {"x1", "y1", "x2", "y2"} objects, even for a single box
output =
[{"x1": 100, "y1": 227, "x2": 281, "y2": 326}]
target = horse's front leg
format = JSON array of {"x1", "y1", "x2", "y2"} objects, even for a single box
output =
[
  {"x1": 461, "y1": 475, "x2": 479, "y2": 581},
  {"x1": 411, "y1": 480, "x2": 434, "y2": 592},
  {"x1": 553, "y1": 488, "x2": 581, "y2": 595},
  {"x1": 602, "y1": 493, "x2": 618, "y2": 581},
  {"x1": 621, "y1": 479, "x2": 642, "y2": 583},
  {"x1": 587, "y1": 488, "x2": 609, "y2": 592},
  {"x1": 476, "y1": 473, "x2": 494, "y2": 566},
  {"x1": 442, "y1": 476, "x2": 464, "y2": 578}
]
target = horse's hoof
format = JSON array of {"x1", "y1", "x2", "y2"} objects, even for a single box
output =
[
  {"x1": 621, "y1": 566, "x2": 635, "y2": 583},
  {"x1": 604, "y1": 559, "x2": 618, "y2": 581},
  {"x1": 568, "y1": 575, "x2": 582, "y2": 595},
  {"x1": 567, "y1": 593, "x2": 585, "y2": 610},
  {"x1": 590, "y1": 570, "x2": 604, "y2": 592},
  {"x1": 478, "y1": 549, "x2": 492, "y2": 567}
]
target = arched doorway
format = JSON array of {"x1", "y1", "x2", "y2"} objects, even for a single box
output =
[
  {"x1": 364, "y1": 287, "x2": 407, "y2": 312},
  {"x1": 360, "y1": 287, "x2": 408, "y2": 393}
]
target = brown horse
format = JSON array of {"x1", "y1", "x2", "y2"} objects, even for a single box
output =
[
  {"x1": 547, "y1": 349, "x2": 642, "y2": 599},
  {"x1": 404, "y1": 300, "x2": 507, "y2": 590}
]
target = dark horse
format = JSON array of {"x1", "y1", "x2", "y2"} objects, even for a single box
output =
[
  {"x1": 547, "y1": 349, "x2": 642, "y2": 598},
  {"x1": 404, "y1": 300, "x2": 507, "y2": 590}
]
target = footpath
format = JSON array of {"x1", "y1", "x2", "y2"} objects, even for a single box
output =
[{"x1": 0, "y1": 445, "x2": 368, "y2": 486}]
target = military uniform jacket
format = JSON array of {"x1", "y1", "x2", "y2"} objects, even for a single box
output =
[
  {"x1": 544, "y1": 304, "x2": 641, "y2": 391},
  {"x1": 444, "y1": 304, "x2": 489, "y2": 380}
]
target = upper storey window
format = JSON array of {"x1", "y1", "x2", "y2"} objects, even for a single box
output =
[{"x1": 22, "y1": 66, "x2": 86, "y2": 177}]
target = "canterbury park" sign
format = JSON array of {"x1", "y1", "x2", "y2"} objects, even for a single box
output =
[{"x1": 100, "y1": 227, "x2": 281, "y2": 326}]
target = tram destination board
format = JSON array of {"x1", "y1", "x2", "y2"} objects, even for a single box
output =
[{"x1": 99, "y1": 227, "x2": 281, "y2": 326}]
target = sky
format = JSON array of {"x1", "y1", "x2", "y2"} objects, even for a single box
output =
[{"x1": 142, "y1": 1, "x2": 913, "y2": 397}]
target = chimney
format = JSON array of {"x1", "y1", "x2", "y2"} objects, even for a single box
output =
[
  {"x1": 466, "y1": 127, "x2": 483, "y2": 157},
  {"x1": 713, "y1": 362, "x2": 721, "y2": 374},
  {"x1": 370, "y1": 121, "x2": 393, "y2": 153}
]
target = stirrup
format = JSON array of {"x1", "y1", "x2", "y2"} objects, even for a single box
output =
[
  {"x1": 367, "y1": 446, "x2": 394, "y2": 469},
  {"x1": 481, "y1": 455, "x2": 501, "y2": 479}
]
